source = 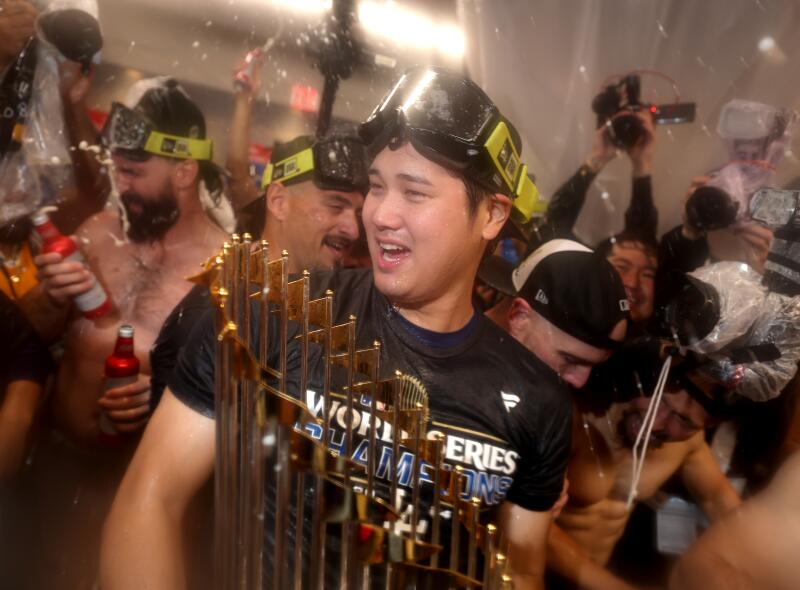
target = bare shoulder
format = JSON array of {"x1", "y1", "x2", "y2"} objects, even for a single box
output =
[{"x1": 74, "y1": 208, "x2": 125, "y2": 252}]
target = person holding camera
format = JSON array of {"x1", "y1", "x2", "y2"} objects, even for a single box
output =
[
  {"x1": 656, "y1": 175, "x2": 774, "y2": 304},
  {"x1": 545, "y1": 108, "x2": 658, "y2": 243},
  {"x1": 539, "y1": 109, "x2": 659, "y2": 333}
]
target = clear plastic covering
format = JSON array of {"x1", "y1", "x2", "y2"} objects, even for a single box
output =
[
  {"x1": 687, "y1": 261, "x2": 800, "y2": 402},
  {"x1": 0, "y1": 0, "x2": 101, "y2": 226},
  {"x1": 704, "y1": 99, "x2": 798, "y2": 223}
]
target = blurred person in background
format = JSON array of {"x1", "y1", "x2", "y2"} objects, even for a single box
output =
[
  {"x1": 0, "y1": 0, "x2": 109, "y2": 328},
  {"x1": 515, "y1": 108, "x2": 660, "y2": 333},
  {"x1": 543, "y1": 109, "x2": 659, "y2": 246},
  {"x1": 549, "y1": 346, "x2": 741, "y2": 590},
  {"x1": 0, "y1": 290, "x2": 53, "y2": 587},
  {"x1": 0, "y1": 291, "x2": 52, "y2": 479}
]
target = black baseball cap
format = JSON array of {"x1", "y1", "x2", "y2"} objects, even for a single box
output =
[
  {"x1": 109, "y1": 77, "x2": 211, "y2": 163},
  {"x1": 504, "y1": 239, "x2": 630, "y2": 349}
]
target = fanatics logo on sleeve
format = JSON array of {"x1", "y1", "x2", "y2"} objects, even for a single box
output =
[{"x1": 500, "y1": 391, "x2": 520, "y2": 413}]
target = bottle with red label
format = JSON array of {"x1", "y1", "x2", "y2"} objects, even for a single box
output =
[
  {"x1": 233, "y1": 47, "x2": 262, "y2": 91},
  {"x1": 100, "y1": 324, "x2": 140, "y2": 438},
  {"x1": 32, "y1": 211, "x2": 111, "y2": 319}
]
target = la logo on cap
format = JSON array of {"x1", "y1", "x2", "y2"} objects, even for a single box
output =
[{"x1": 535, "y1": 289, "x2": 549, "y2": 305}]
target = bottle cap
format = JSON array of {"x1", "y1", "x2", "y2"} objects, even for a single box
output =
[
  {"x1": 118, "y1": 324, "x2": 134, "y2": 338},
  {"x1": 31, "y1": 212, "x2": 50, "y2": 226}
]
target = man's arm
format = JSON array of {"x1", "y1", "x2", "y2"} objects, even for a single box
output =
[
  {"x1": 546, "y1": 523, "x2": 637, "y2": 590},
  {"x1": 0, "y1": 379, "x2": 43, "y2": 478},
  {"x1": 226, "y1": 51, "x2": 264, "y2": 212},
  {"x1": 497, "y1": 501, "x2": 550, "y2": 590},
  {"x1": 543, "y1": 124, "x2": 616, "y2": 240},
  {"x1": 680, "y1": 432, "x2": 741, "y2": 522},
  {"x1": 23, "y1": 250, "x2": 93, "y2": 342},
  {"x1": 100, "y1": 388, "x2": 215, "y2": 590},
  {"x1": 49, "y1": 61, "x2": 111, "y2": 235}
]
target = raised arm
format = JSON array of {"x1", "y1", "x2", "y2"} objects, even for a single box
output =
[
  {"x1": 100, "y1": 389, "x2": 215, "y2": 590},
  {"x1": 49, "y1": 61, "x2": 111, "y2": 234},
  {"x1": 543, "y1": 124, "x2": 615, "y2": 239},
  {"x1": 226, "y1": 50, "x2": 264, "y2": 212}
]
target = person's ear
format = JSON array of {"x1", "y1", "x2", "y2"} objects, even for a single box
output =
[
  {"x1": 173, "y1": 159, "x2": 199, "y2": 190},
  {"x1": 265, "y1": 182, "x2": 290, "y2": 221},
  {"x1": 507, "y1": 297, "x2": 533, "y2": 336},
  {"x1": 482, "y1": 193, "x2": 512, "y2": 240}
]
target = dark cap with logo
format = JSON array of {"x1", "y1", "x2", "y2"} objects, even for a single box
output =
[{"x1": 504, "y1": 239, "x2": 630, "y2": 349}]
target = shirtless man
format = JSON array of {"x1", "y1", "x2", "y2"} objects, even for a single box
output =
[
  {"x1": 548, "y1": 355, "x2": 741, "y2": 590},
  {"x1": 35, "y1": 77, "x2": 227, "y2": 444},
  {"x1": 670, "y1": 450, "x2": 800, "y2": 590},
  {"x1": 29, "y1": 77, "x2": 227, "y2": 589}
]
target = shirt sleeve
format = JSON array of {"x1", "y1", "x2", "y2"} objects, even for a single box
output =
[
  {"x1": 655, "y1": 225, "x2": 710, "y2": 309},
  {"x1": 504, "y1": 375, "x2": 572, "y2": 512},
  {"x1": 168, "y1": 305, "x2": 218, "y2": 418},
  {"x1": 624, "y1": 175, "x2": 658, "y2": 241},
  {"x1": 150, "y1": 285, "x2": 211, "y2": 412},
  {"x1": 543, "y1": 164, "x2": 598, "y2": 240},
  {"x1": 0, "y1": 292, "x2": 53, "y2": 387}
]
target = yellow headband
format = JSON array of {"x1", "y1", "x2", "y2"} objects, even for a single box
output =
[{"x1": 143, "y1": 130, "x2": 214, "y2": 160}]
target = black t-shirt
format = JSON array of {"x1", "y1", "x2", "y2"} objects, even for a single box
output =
[
  {"x1": 170, "y1": 268, "x2": 571, "y2": 578},
  {"x1": 149, "y1": 284, "x2": 211, "y2": 411}
]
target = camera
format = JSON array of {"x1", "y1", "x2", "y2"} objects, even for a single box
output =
[
  {"x1": 591, "y1": 72, "x2": 696, "y2": 149},
  {"x1": 685, "y1": 184, "x2": 739, "y2": 232}
]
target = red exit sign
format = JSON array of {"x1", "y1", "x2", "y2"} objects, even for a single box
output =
[{"x1": 289, "y1": 83, "x2": 320, "y2": 113}]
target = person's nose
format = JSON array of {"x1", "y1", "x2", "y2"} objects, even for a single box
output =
[
  {"x1": 565, "y1": 365, "x2": 593, "y2": 389},
  {"x1": 367, "y1": 191, "x2": 403, "y2": 233},
  {"x1": 337, "y1": 208, "x2": 360, "y2": 242}
]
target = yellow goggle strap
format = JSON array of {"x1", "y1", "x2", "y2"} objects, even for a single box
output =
[
  {"x1": 143, "y1": 130, "x2": 214, "y2": 161},
  {"x1": 484, "y1": 122, "x2": 546, "y2": 224},
  {"x1": 511, "y1": 164, "x2": 546, "y2": 224},
  {"x1": 483, "y1": 120, "x2": 522, "y2": 194},
  {"x1": 261, "y1": 147, "x2": 315, "y2": 187}
]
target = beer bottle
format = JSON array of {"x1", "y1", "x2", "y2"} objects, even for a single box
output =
[
  {"x1": 101, "y1": 324, "x2": 140, "y2": 438},
  {"x1": 32, "y1": 211, "x2": 112, "y2": 319}
]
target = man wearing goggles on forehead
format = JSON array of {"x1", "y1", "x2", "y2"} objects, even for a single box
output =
[
  {"x1": 104, "y1": 67, "x2": 567, "y2": 589},
  {"x1": 236, "y1": 133, "x2": 368, "y2": 272},
  {"x1": 147, "y1": 132, "x2": 368, "y2": 410}
]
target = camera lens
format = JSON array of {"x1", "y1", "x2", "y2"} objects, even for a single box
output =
[
  {"x1": 609, "y1": 112, "x2": 645, "y2": 149},
  {"x1": 685, "y1": 185, "x2": 740, "y2": 231}
]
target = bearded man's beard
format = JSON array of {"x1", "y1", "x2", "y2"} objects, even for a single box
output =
[{"x1": 120, "y1": 189, "x2": 180, "y2": 243}]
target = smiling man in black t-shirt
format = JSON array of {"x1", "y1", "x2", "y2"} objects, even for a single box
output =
[{"x1": 101, "y1": 66, "x2": 571, "y2": 590}]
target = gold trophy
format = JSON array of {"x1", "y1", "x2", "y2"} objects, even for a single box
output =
[{"x1": 193, "y1": 235, "x2": 514, "y2": 589}]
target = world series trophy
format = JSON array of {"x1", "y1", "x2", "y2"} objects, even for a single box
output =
[{"x1": 192, "y1": 234, "x2": 515, "y2": 590}]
